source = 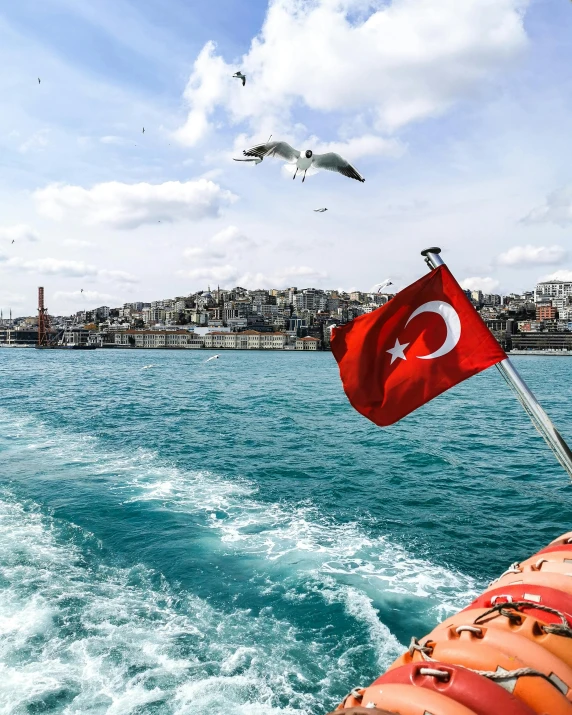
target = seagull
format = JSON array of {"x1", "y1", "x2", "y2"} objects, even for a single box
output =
[
  {"x1": 205, "y1": 354, "x2": 220, "y2": 362},
  {"x1": 314, "y1": 208, "x2": 328, "y2": 213},
  {"x1": 11, "y1": 239, "x2": 14, "y2": 244},
  {"x1": 233, "y1": 156, "x2": 263, "y2": 165},
  {"x1": 371, "y1": 279, "x2": 393, "y2": 293},
  {"x1": 242, "y1": 141, "x2": 365, "y2": 183},
  {"x1": 233, "y1": 71, "x2": 246, "y2": 86},
  {"x1": 141, "y1": 364, "x2": 156, "y2": 370},
  {"x1": 80, "y1": 289, "x2": 84, "y2": 293},
  {"x1": 38, "y1": 78, "x2": 41, "y2": 84},
  {"x1": 142, "y1": 127, "x2": 145, "y2": 134}
]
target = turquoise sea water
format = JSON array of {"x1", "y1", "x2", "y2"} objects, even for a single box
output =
[{"x1": 0, "y1": 349, "x2": 571, "y2": 714}]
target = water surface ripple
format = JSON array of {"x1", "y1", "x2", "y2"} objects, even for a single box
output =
[{"x1": 0, "y1": 350, "x2": 571, "y2": 713}]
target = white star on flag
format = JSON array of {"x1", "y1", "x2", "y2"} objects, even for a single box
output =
[{"x1": 387, "y1": 338, "x2": 409, "y2": 364}]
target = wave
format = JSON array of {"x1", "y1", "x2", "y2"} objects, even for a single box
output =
[{"x1": 0, "y1": 407, "x2": 483, "y2": 712}]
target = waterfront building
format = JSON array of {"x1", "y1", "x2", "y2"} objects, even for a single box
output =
[
  {"x1": 203, "y1": 330, "x2": 287, "y2": 350},
  {"x1": 114, "y1": 330, "x2": 199, "y2": 348},
  {"x1": 295, "y1": 336, "x2": 320, "y2": 350},
  {"x1": 512, "y1": 332, "x2": 572, "y2": 351}
]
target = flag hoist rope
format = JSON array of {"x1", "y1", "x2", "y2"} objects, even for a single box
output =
[{"x1": 421, "y1": 247, "x2": 572, "y2": 481}]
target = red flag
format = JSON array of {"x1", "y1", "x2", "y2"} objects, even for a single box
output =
[{"x1": 331, "y1": 265, "x2": 507, "y2": 426}]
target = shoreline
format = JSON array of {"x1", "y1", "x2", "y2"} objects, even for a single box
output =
[{"x1": 508, "y1": 350, "x2": 572, "y2": 356}]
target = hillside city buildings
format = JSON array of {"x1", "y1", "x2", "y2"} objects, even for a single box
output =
[{"x1": 1, "y1": 279, "x2": 572, "y2": 351}]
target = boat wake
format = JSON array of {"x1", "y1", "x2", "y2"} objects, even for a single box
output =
[{"x1": 0, "y1": 408, "x2": 483, "y2": 712}]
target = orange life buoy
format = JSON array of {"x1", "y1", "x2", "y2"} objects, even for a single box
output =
[
  {"x1": 466, "y1": 584, "x2": 572, "y2": 628},
  {"x1": 430, "y1": 607, "x2": 572, "y2": 669},
  {"x1": 521, "y1": 550, "x2": 572, "y2": 569},
  {"x1": 534, "y1": 544, "x2": 572, "y2": 558},
  {"x1": 389, "y1": 633, "x2": 572, "y2": 714},
  {"x1": 485, "y1": 570, "x2": 572, "y2": 596},
  {"x1": 335, "y1": 688, "x2": 365, "y2": 709},
  {"x1": 549, "y1": 532, "x2": 572, "y2": 547},
  {"x1": 350, "y1": 682, "x2": 479, "y2": 714},
  {"x1": 372, "y1": 662, "x2": 536, "y2": 715},
  {"x1": 422, "y1": 621, "x2": 572, "y2": 700}
]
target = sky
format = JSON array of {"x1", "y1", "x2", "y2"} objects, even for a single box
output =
[{"x1": 1, "y1": 0, "x2": 572, "y2": 316}]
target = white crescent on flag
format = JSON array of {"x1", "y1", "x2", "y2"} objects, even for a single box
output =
[{"x1": 405, "y1": 300, "x2": 461, "y2": 360}]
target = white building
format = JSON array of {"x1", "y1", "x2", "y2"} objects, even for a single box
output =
[
  {"x1": 114, "y1": 330, "x2": 203, "y2": 348},
  {"x1": 295, "y1": 336, "x2": 320, "y2": 350},
  {"x1": 535, "y1": 280, "x2": 572, "y2": 304},
  {"x1": 203, "y1": 330, "x2": 287, "y2": 350}
]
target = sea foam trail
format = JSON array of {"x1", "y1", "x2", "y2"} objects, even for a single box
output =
[
  {"x1": 0, "y1": 408, "x2": 482, "y2": 712},
  {"x1": 0, "y1": 493, "x2": 357, "y2": 714},
  {"x1": 0, "y1": 407, "x2": 481, "y2": 622}
]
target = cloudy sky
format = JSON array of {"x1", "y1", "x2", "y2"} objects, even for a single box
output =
[{"x1": 1, "y1": 0, "x2": 572, "y2": 315}]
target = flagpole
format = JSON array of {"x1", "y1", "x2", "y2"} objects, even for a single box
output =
[{"x1": 421, "y1": 247, "x2": 572, "y2": 480}]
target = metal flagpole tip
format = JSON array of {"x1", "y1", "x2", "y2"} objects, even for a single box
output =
[{"x1": 421, "y1": 247, "x2": 441, "y2": 257}]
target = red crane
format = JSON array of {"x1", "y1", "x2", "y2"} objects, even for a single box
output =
[{"x1": 37, "y1": 286, "x2": 51, "y2": 347}]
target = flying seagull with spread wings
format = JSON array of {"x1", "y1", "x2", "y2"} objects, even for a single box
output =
[
  {"x1": 242, "y1": 141, "x2": 365, "y2": 183},
  {"x1": 233, "y1": 71, "x2": 246, "y2": 86},
  {"x1": 371, "y1": 279, "x2": 393, "y2": 293},
  {"x1": 314, "y1": 208, "x2": 328, "y2": 212}
]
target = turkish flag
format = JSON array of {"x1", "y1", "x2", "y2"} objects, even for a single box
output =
[{"x1": 331, "y1": 265, "x2": 507, "y2": 426}]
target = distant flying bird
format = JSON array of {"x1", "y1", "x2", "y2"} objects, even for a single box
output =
[
  {"x1": 142, "y1": 127, "x2": 145, "y2": 134},
  {"x1": 242, "y1": 141, "x2": 365, "y2": 183},
  {"x1": 205, "y1": 354, "x2": 220, "y2": 362},
  {"x1": 80, "y1": 289, "x2": 84, "y2": 293},
  {"x1": 314, "y1": 208, "x2": 328, "y2": 213},
  {"x1": 11, "y1": 239, "x2": 14, "y2": 244},
  {"x1": 233, "y1": 156, "x2": 263, "y2": 165},
  {"x1": 233, "y1": 71, "x2": 246, "y2": 86},
  {"x1": 371, "y1": 279, "x2": 393, "y2": 293},
  {"x1": 38, "y1": 78, "x2": 41, "y2": 84}
]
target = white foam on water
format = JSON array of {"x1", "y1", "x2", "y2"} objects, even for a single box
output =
[
  {"x1": 0, "y1": 407, "x2": 481, "y2": 616},
  {"x1": 126, "y1": 471, "x2": 481, "y2": 621},
  {"x1": 0, "y1": 408, "x2": 483, "y2": 712},
  {"x1": 0, "y1": 495, "x2": 333, "y2": 714}
]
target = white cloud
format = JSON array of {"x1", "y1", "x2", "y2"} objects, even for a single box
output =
[
  {"x1": 179, "y1": 261, "x2": 327, "y2": 289},
  {"x1": 0, "y1": 255, "x2": 138, "y2": 283},
  {"x1": 0, "y1": 291, "x2": 25, "y2": 306},
  {"x1": 276, "y1": 265, "x2": 328, "y2": 282},
  {"x1": 524, "y1": 186, "x2": 572, "y2": 226},
  {"x1": 175, "y1": 0, "x2": 528, "y2": 145},
  {"x1": 311, "y1": 134, "x2": 405, "y2": 162},
  {"x1": 62, "y1": 238, "x2": 95, "y2": 247},
  {"x1": 98, "y1": 269, "x2": 139, "y2": 284},
  {"x1": 53, "y1": 290, "x2": 117, "y2": 303},
  {"x1": 183, "y1": 264, "x2": 240, "y2": 284},
  {"x1": 539, "y1": 270, "x2": 572, "y2": 283},
  {"x1": 100, "y1": 135, "x2": 128, "y2": 145},
  {"x1": 0, "y1": 224, "x2": 40, "y2": 243},
  {"x1": 210, "y1": 225, "x2": 256, "y2": 249},
  {"x1": 33, "y1": 179, "x2": 238, "y2": 229},
  {"x1": 0, "y1": 256, "x2": 98, "y2": 277},
  {"x1": 460, "y1": 276, "x2": 501, "y2": 293},
  {"x1": 183, "y1": 226, "x2": 257, "y2": 267},
  {"x1": 183, "y1": 246, "x2": 226, "y2": 262},
  {"x1": 19, "y1": 129, "x2": 50, "y2": 153},
  {"x1": 497, "y1": 244, "x2": 567, "y2": 267}
]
